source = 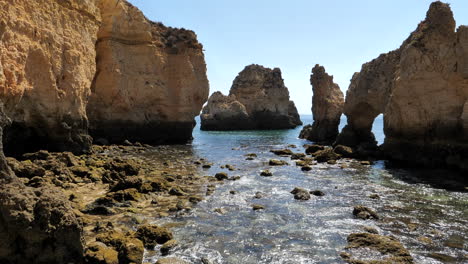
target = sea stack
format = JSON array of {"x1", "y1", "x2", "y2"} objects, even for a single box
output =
[
  {"x1": 201, "y1": 64, "x2": 302, "y2": 130},
  {"x1": 336, "y1": 2, "x2": 468, "y2": 170},
  {"x1": 299, "y1": 65, "x2": 344, "y2": 144},
  {"x1": 87, "y1": 0, "x2": 209, "y2": 145}
]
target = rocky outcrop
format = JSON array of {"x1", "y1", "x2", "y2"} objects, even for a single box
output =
[
  {"x1": 201, "y1": 64, "x2": 302, "y2": 130},
  {"x1": 0, "y1": 103, "x2": 84, "y2": 264},
  {"x1": 87, "y1": 0, "x2": 209, "y2": 144},
  {"x1": 383, "y1": 2, "x2": 468, "y2": 170},
  {"x1": 336, "y1": 2, "x2": 468, "y2": 170},
  {"x1": 299, "y1": 65, "x2": 344, "y2": 144},
  {"x1": 0, "y1": 0, "x2": 100, "y2": 156}
]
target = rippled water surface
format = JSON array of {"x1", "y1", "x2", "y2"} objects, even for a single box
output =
[{"x1": 144, "y1": 115, "x2": 467, "y2": 263}]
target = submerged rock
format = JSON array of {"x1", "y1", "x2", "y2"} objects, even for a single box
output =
[
  {"x1": 201, "y1": 64, "x2": 302, "y2": 130},
  {"x1": 342, "y1": 233, "x2": 413, "y2": 263},
  {"x1": 353, "y1": 205, "x2": 379, "y2": 220},
  {"x1": 269, "y1": 159, "x2": 288, "y2": 166},
  {"x1": 299, "y1": 65, "x2": 344, "y2": 144},
  {"x1": 291, "y1": 187, "x2": 311, "y2": 200},
  {"x1": 260, "y1": 170, "x2": 273, "y2": 177}
]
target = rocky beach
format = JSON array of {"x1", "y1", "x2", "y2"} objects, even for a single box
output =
[{"x1": 0, "y1": 0, "x2": 467, "y2": 263}]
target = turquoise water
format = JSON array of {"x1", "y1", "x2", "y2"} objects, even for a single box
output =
[{"x1": 144, "y1": 115, "x2": 466, "y2": 264}]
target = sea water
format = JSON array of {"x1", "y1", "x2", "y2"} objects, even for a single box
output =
[{"x1": 144, "y1": 115, "x2": 467, "y2": 264}]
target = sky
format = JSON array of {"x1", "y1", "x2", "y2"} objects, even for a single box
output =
[{"x1": 127, "y1": 0, "x2": 468, "y2": 114}]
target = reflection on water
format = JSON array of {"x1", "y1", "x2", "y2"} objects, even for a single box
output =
[{"x1": 143, "y1": 115, "x2": 466, "y2": 264}]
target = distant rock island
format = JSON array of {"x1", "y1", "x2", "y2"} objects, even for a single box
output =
[
  {"x1": 300, "y1": 65, "x2": 344, "y2": 144},
  {"x1": 201, "y1": 64, "x2": 302, "y2": 130}
]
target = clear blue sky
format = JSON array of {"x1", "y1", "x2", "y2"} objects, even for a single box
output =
[{"x1": 127, "y1": 0, "x2": 468, "y2": 114}]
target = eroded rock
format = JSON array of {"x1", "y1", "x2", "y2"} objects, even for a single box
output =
[
  {"x1": 201, "y1": 65, "x2": 302, "y2": 130},
  {"x1": 300, "y1": 65, "x2": 344, "y2": 144}
]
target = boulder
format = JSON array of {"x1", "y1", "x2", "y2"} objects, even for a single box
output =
[
  {"x1": 291, "y1": 187, "x2": 311, "y2": 200},
  {"x1": 300, "y1": 65, "x2": 344, "y2": 144},
  {"x1": 201, "y1": 65, "x2": 302, "y2": 130}
]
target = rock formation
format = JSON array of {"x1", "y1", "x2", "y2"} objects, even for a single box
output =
[
  {"x1": 87, "y1": 0, "x2": 209, "y2": 145},
  {"x1": 0, "y1": 103, "x2": 84, "y2": 264},
  {"x1": 299, "y1": 65, "x2": 344, "y2": 144},
  {"x1": 201, "y1": 64, "x2": 302, "y2": 130},
  {"x1": 0, "y1": 0, "x2": 209, "y2": 155},
  {"x1": 0, "y1": 0, "x2": 100, "y2": 156},
  {"x1": 336, "y1": 2, "x2": 468, "y2": 170}
]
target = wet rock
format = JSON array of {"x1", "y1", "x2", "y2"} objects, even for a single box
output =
[
  {"x1": 254, "y1": 192, "x2": 265, "y2": 199},
  {"x1": 246, "y1": 157, "x2": 255, "y2": 161},
  {"x1": 363, "y1": 226, "x2": 379, "y2": 234},
  {"x1": 229, "y1": 176, "x2": 241, "y2": 181},
  {"x1": 301, "y1": 166, "x2": 312, "y2": 171},
  {"x1": 160, "y1": 239, "x2": 178, "y2": 256},
  {"x1": 156, "y1": 257, "x2": 188, "y2": 264},
  {"x1": 314, "y1": 148, "x2": 341, "y2": 163},
  {"x1": 343, "y1": 233, "x2": 413, "y2": 263},
  {"x1": 428, "y1": 252, "x2": 458, "y2": 263},
  {"x1": 305, "y1": 144, "x2": 325, "y2": 154},
  {"x1": 270, "y1": 149, "x2": 293, "y2": 156},
  {"x1": 215, "y1": 172, "x2": 228, "y2": 181},
  {"x1": 269, "y1": 159, "x2": 288, "y2": 166},
  {"x1": 360, "y1": 160, "x2": 372, "y2": 166},
  {"x1": 333, "y1": 145, "x2": 355, "y2": 158},
  {"x1": 135, "y1": 224, "x2": 173, "y2": 249},
  {"x1": 169, "y1": 187, "x2": 186, "y2": 196},
  {"x1": 260, "y1": 170, "x2": 273, "y2": 177},
  {"x1": 327, "y1": 160, "x2": 337, "y2": 165},
  {"x1": 213, "y1": 208, "x2": 227, "y2": 214},
  {"x1": 202, "y1": 164, "x2": 212, "y2": 169},
  {"x1": 245, "y1": 153, "x2": 257, "y2": 158},
  {"x1": 225, "y1": 164, "x2": 235, "y2": 171},
  {"x1": 291, "y1": 187, "x2": 311, "y2": 200},
  {"x1": 96, "y1": 231, "x2": 144, "y2": 264},
  {"x1": 291, "y1": 153, "x2": 306, "y2": 160},
  {"x1": 85, "y1": 241, "x2": 119, "y2": 264},
  {"x1": 369, "y1": 194, "x2": 380, "y2": 199},
  {"x1": 252, "y1": 204, "x2": 265, "y2": 210},
  {"x1": 310, "y1": 190, "x2": 325, "y2": 196},
  {"x1": 229, "y1": 190, "x2": 237, "y2": 195},
  {"x1": 189, "y1": 195, "x2": 203, "y2": 203},
  {"x1": 6, "y1": 158, "x2": 46, "y2": 178},
  {"x1": 353, "y1": 205, "x2": 379, "y2": 220}
]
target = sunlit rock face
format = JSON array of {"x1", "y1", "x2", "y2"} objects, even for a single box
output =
[
  {"x1": 201, "y1": 64, "x2": 302, "y2": 130},
  {"x1": 0, "y1": 0, "x2": 100, "y2": 156},
  {"x1": 336, "y1": 1, "x2": 468, "y2": 170},
  {"x1": 87, "y1": 0, "x2": 209, "y2": 145},
  {"x1": 299, "y1": 65, "x2": 344, "y2": 144}
]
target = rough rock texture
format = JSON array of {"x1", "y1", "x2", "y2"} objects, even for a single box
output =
[
  {"x1": 201, "y1": 64, "x2": 302, "y2": 130},
  {"x1": 336, "y1": 2, "x2": 468, "y2": 170},
  {"x1": 0, "y1": 0, "x2": 100, "y2": 156},
  {"x1": 299, "y1": 65, "x2": 344, "y2": 144},
  {"x1": 0, "y1": 103, "x2": 84, "y2": 264},
  {"x1": 88, "y1": 0, "x2": 209, "y2": 145},
  {"x1": 383, "y1": 2, "x2": 468, "y2": 170}
]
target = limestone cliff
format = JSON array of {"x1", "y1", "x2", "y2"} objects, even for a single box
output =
[
  {"x1": 383, "y1": 2, "x2": 468, "y2": 170},
  {"x1": 0, "y1": 103, "x2": 84, "y2": 264},
  {"x1": 299, "y1": 65, "x2": 344, "y2": 144},
  {"x1": 201, "y1": 64, "x2": 302, "y2": 130},
  {"x1": 336, "y1": 2, "x2": 468, "y2": 169},
  {"x1": 87, "y1": 0, "x2": 209, "y2": 144},
  {"x1": 0, "y1": 0, "x2": 100, "y2": 156}
]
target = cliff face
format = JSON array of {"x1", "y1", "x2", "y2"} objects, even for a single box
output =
[
  {"x1": 299, "y1": 65, "x2": 344, "y2": 144},
  {"x1": 336, "y1": 2, "x2": 468, "y2": 169},
  {"x1": 383, "y1": 2, "x2": 468, "y2": 170},
  {"x1": 87, "y1": 0, "x2": 209, "y2": 144},
  {"x1": 0, "y1": 103, "x2": 83, "y2": 264},
  {"x1": 0, "y1": 0, "x2": 100, "y2": 156},
  {"x1": 201, "y1": 64, "x2": 302, "y2": 130}
]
